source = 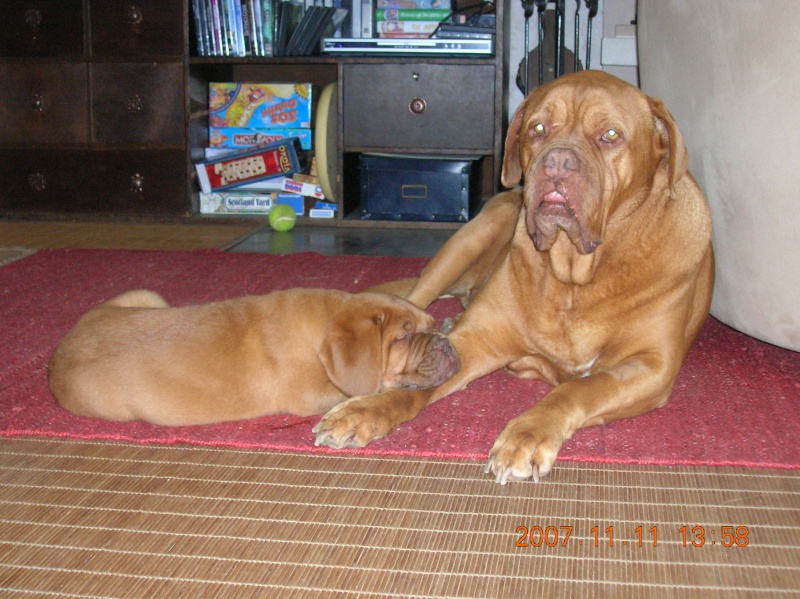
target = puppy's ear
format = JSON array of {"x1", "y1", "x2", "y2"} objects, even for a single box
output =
[
  {"x1": 649, "y1": 97, "x2": 689, "y2": 198},
  {"x1": 319, "y1": 308, "x2": 383, "y2": 398},
  {"x1": 501, "y1": 97, "x2": 528, "y2": 188}
]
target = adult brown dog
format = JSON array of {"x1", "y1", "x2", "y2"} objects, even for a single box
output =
[
  {"x1": 314, "y1": 71, "x2": 714, "y2": 484},
  {"x1": 49, "y1": 289, "x2": 460, "y2": 426}
]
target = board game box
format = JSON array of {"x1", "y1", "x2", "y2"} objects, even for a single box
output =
[
  {"x1": 195, "y1": 137, "x2": 306, "y2": 193},
  {"x1": 209, "y1": 83, "x2": 312, "y2": 129},
  {"x1": 208, "y1": 128, "x2": 312, "y2": 150}
]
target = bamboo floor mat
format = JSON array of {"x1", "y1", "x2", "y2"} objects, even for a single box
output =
[{"x1": 1, "y1": 437, "x2": 798, "y2": 597}]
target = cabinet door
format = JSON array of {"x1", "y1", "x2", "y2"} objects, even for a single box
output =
[
  {"x1": 0, "y1": 149, "x2": 90, "y2": 212},
  {"x1": 0, "y1": 64, "x2": 89, "y2": 144},
  {"x1": 0, "y1": 0, "x2": 83, "y2": 58},
  {"x1": 91, "y1": 63, "x2": 184, "y2": 145},
  {"x1": 86, "y1": 150, "x2": 188, "y2": 214},
  {"x1": 0, "y1": 149, "x2": 188, "y2": 215},
  {"x1": 90, "y1": 0, "x2": 184, "y2": 58},
  {"x1": 343, "y1": 63, "x2": 495, "y2": 151}
]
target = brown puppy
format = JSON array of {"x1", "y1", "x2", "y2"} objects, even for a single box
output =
[
  {"x1": 49, "y1": 289, "x2": 460, "y2": 426},
  {"x1": 314, "y1": 71, "x2": 714, "y2": 483}
]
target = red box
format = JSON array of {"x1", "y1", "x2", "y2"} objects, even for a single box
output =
[{"x1": 195, "y1": 138, "x2": 306, "y2": 193}]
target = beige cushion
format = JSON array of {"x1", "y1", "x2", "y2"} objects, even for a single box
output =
[{"x1": 638, "y1": 0, "x2": 800, "y2": 351}]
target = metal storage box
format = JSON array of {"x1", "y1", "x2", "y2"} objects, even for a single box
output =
[{"x1": 359, "y1": 154, "x2": 478, "y2": 222}]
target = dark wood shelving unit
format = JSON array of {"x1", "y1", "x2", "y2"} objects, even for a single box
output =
[{"x1": 1, "y1": 0, "x2": 508, "y2": 229}]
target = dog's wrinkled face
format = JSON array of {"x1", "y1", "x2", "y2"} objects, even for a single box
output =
[
  {"x1": 320, "y1": 293, "x2": 460, "y2": 398},
  {"x1": 502, "y1": 71, "x2": 688, "y2": 265},
  {"x1": 380, "y1": 321, "x2": 460, "y2": 392}
]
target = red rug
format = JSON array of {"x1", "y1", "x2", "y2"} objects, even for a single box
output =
[{"x1": 2, "y1": 248, "x2": 799, "y2": 469}]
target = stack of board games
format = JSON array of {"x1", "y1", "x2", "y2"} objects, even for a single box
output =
[
  {"x1": 208, "y1": 82, "x2": 312, "y2": 152},
  {"x1": 197, "y1": 82, "x2": 331, "y2": 216}
]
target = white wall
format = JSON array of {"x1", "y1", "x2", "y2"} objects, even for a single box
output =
[{"x1": 600, "y1": 0, "x2": 637, "y2": 86}]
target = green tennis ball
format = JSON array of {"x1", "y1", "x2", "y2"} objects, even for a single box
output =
[{"x1": 268, "y1": 204, "x2": 297, "y2": 232}]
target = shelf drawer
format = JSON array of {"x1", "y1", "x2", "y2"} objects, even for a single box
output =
[
  {"x1": 0, "y1": 149, "x2": 88, "y2": 212},
  {"x1": 0, "y1": 0, "x2": 83, "y2": 58},
  {"x1": 90, "y1": 0, "x2": 184, "y2": 57},
  {"x1": 88, "y1": 149, "x2": 188, "y2": 214},
  {"x1": 0, "y1": 149, "x2": 188, "y2": 215},
  {"x1": 343, "y1": 63, "x2": 495, "y2": 151},
  {"x1": 0, "y1": 63, "x2": 89, "y2": 144},
  {"x1": 91, "y1": 63, "x2": 184, "y2": 145}
]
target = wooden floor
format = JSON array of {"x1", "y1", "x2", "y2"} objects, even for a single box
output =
[
  {"x1": 0, "y1": 220, "x2": 258, "y2": 251},
  {"x1": 1, "y1": 220, "x2": 799, "y2": 597}
]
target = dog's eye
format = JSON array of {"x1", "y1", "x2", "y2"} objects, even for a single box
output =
[
  {"x1": 601, "y1": 129, "x2": 620, "y2": 143},
  {"x1": 531, "y1": 123, "x2": 546, "y2": 137}
]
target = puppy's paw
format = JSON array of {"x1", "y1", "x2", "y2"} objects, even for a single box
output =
[
  {"x1": 441, "y1": 316, "x2": 459, "y2": 335},
  {"x1": 484, "y1": 416, "x2": 564, "y2": 485},
  {"x1": 313, "y1": 395, "x2": 394, "y2": 450}
]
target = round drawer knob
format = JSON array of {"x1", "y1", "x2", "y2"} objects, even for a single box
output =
[
  {"x1": 130, "y1": 173, "x2": 145, "y2": 192},
  {"x1": 28, "y1": 173, "x2": 47, "y2": 192},
  {"x1": 409, "y1": 98, "x2": 426, "y2": 115},
  {"x1": 24, "y1": 8, "x2": 42, "y2": 29},
  {"x1": 126, "y1": 94, "x2": 144, "y2": 116},
  {"x1": 126, "y1": 5, "x2": 144, "y2": 28},
  {"x1": 31, "y1": 94, "x2": 44, "y2": 112}
]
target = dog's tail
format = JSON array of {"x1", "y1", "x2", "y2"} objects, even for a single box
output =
[{"x1": 104, "y1": 290, "x2": 170, "y2": 309}]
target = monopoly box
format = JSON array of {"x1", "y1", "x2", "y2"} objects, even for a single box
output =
[
  {"x1": 208, "y1": 128, "x2": 313, "y2": 150},
  {"x1": 209, "y1": 83, "x2": 312, "y2": 129}
]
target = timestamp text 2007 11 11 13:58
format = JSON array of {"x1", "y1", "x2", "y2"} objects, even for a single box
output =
[{"x1": 515, "y1": 525, "x2": 751, "y2": 548}]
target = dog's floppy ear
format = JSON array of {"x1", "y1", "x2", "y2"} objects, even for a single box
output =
[
  {"x1": 649, "y1": 97, "x2": 689, "y2": 198},
  {"x1": 319, "y1": 304, "x2": 384, "y2": 398},
  {"x1": 501, "y1": 97, "x2": 528, "y2": 188}
]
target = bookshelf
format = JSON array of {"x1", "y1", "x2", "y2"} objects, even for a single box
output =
[{"x1": 0, "y1": 0, "x2": 509, "y2": 229}]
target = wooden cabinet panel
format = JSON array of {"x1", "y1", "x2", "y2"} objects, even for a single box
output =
[
  {"x1": 90, "y1": 0, "x2": 184, "y2": 57},
  {"x1": 0, "y1": 0, "x2": 192, "y2": 218},
  {"x1": 0, "y1": 150, "x2": 91, "y2": 212},
  {"x1": 343, "y1": 63, "x2": 495, "y2": 151},
  {"x1": 0, "y1": 149, "x2": 187, "y2": 215},
  {"x1": 91, "y1": 63, "x2": 184, "y2": 145},
  {"x1": 0, "y1": 64, "x2": 89, "y2": 144},
  {"x1": 87, "y1": 150, "x2": 188, "y2": 214},
  {"x1": 0, "y1": 0, "x2": 83, "y2": 58}
]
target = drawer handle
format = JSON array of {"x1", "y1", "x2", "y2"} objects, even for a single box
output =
[
  {"x1": 31, "y1": 94, "x2": 43, "y2": 112},
  {"x1": 409, "y1": 98, "x2": 426, "y2": 115},
  {"x1": 402, "y1": 184, "x2": 427, "y2": 200},
  {"x1": 130, "y1": 173, "x2": 145, "y2": 192},
  {"x1": 126, "y1": 94, "x2": 144, "y2": 116},
  {"x1": 125, "y1": 5, "x2": 144, "y2": 30},
  {"x1": 24, "y1": 8, "x2": 42, "y2": 30},
  {"x1": 28, "y1": 173, "x2": 47, "y2": 192}
]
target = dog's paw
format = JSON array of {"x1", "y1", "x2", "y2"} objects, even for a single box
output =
[
  {"x1": 441, "y1": 316, "x2": 459, "y2": 335},
  {"x1": 484, "y1": 415, "x2": 564, "y2": 485},
  {"x1": 313, "y1": 395, "x2": 394, "y2": 450}
]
